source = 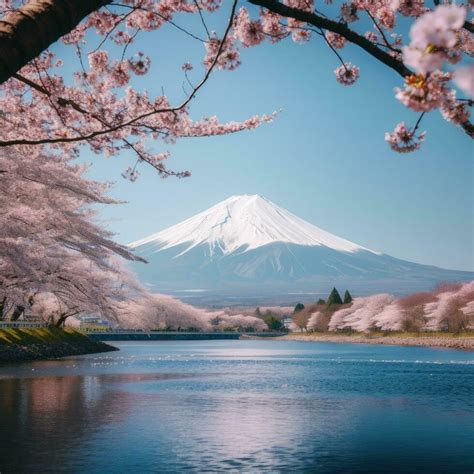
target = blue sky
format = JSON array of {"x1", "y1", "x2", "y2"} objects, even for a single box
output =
[{"x1": 71, "y1": 4, "x2": 473, "y2": 271}]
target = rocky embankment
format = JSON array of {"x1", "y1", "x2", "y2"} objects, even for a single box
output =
[
  {"x1": 279, "y1": 333, "x2": 474, "y2": 350},
  {"x1": 0, "y1": 327, "x2": 118, "y2": 363}
]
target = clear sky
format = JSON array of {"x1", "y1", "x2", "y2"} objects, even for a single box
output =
[{"x1": 71, "y1": 4, "x2": 473, "y2": 271}]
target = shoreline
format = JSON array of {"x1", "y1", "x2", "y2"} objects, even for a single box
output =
[
  {"x1": 275, "y1": 333, "x2": 474, "y2": 350},
  {"x1": 0, "y1": 327, "x2": 118, "y2": 363}
]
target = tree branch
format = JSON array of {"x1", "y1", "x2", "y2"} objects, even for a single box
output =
[
  {"x1": 0, "y1": 0, "x2": 112, "y2": 85},
  {"x1": 248, "y1": 0, "x2": 412, "y2": 78},
  {"x1": 0, "y1": 1, "x2": 239, "y2": 148},
  {"x1": 249, "y1": 0, "x2": 474, "y2": 139}
]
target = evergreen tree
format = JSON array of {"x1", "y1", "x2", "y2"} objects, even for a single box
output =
[
  {"x1": 317, "y1": 298, "x2": 326, "y2": 305},
  {"x1": 294, "y1": 303, "x2": 305, "y2": 313},
  {"x1": 264, "y1": 314, "x2": 284, "y2": 331},
  {"x1": 326, "y1": 288, "x2": 343, "y2": 306},
  {"x1": 343, "y1": 290, "x2": 353, "y2": 304}
]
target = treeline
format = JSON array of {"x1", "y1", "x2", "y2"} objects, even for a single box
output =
[{"x1": 290, "y1": 283, "x2": 474, "y2": 333}]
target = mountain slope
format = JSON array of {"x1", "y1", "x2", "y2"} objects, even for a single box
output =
[
  {"x1": 129, "y1": 194, "x2": 373, "y2": 256},
  {"x1": 129, "y1": 195, "x2": 473, "y2": 300}
]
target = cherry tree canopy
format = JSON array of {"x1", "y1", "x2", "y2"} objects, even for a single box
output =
[
  {"x1": 0, "y1": 146, "x2": 145, "y2": 324},
  {"x1": 0, "y1": 0, "x2": 471, "y2": 175}
]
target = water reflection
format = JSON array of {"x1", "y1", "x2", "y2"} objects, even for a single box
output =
[
  {"x1": 0, "y1": 372, "x2": 199, "y2": 473},
  {"x1": 0, "y1": 341, "x2": 473, "y2": 473}
]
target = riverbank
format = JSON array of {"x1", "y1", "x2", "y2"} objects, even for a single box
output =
[
  {"x1": 0, "y1": 327, "x2": 118, "y2": 363},
  {"x1": 277, "y1": 332, "x2": 474, "y2": 350}
]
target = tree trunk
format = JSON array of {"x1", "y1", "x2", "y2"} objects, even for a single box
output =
[
  {"x1": 11, "y1": 305, "x2": 25, "y2": 321},
  {"x1": 0, "y1": 296, "x2": 6, "y2": 320},
  {"x1": 0, "y1": 0, "x2": 111, "y2": 85},
  {"x1": 55, "y1": 313, "x2": 68, "y2": 328}
]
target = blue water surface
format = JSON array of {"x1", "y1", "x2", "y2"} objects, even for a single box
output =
[{"x1": 0, "y1": 340, "x2": 473, "y2": 473}]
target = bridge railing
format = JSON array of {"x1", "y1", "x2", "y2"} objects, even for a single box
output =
[{"x1": 0, "y1": 321, "x2": 47, "y2": 329}]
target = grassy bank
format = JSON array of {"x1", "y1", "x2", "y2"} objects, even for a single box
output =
[
  {"x1": 0, "y1": 327, "x2": 118, "y2": 363},
  {"x1": 279, "y1": 331, "x2": 474, "y2": 350}
]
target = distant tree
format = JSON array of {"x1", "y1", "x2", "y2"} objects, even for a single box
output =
[
  {"x1": 327, "y1": 288, "x2": 343, "y2": 306},
  {"x1": 255, "y1": 307, "x2": 262, "y2": 317},
  {"x1": 294, "y1": 303, "x2": 305, "y2": 313},
  {"x1": 343, "y1": 290, "x2": 353, "y2": 305},
  {"x1": 317, "y1": 299, "x2": 326, "y2": 305},
  {"x1": 264, "y1": 314, "x2": 284, "y2": 331},
  {"x1": 293, "y1": 311, "x2": 309, "y2": 332}
]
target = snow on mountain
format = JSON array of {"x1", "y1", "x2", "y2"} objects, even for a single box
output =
[
  {"x1": 129, "y1": 194, "x2": 376, "y2": 256},
  {"x1": 128, "y1": 195, "x2": 473, "y2": 301}
]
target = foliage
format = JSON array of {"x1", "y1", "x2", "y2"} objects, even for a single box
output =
[
  {"x1": 294, "y1": 303, "x2": 305, "y2": 312},
  {"x1": 263, "y1": 313, "x2": 284, "y2": 331},
  {"x1": 343, "y1": 290, "x2": 353, "y2": 304},
  {"x1": 327, "y1": 288, "x2": 343, "y2": 306}
]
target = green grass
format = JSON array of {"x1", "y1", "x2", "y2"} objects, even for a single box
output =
[{"x1": 0, "y1": 327, "x2": 90, "y2": 347}]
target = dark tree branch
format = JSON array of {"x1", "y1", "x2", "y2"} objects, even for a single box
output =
[
  {"x1": 248, "y1": 0, "x2": 412, "y2": 77},
  {"x1": 0, "y1": 0, "x2": 113, "y2": 85},
  {"x1": 0, "y1": 1, "x2": 239, "y2": 148},
  {"x1": 249, "y1": 0, "x2": 474, "y2": 138}
]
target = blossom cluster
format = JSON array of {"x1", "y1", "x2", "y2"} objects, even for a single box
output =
[
  {"x1": 384, "y1": 121, "x2": 426, "y2": 153},
  {"x1": 334, "y1": 63, "x2": 360, "y2": 86}
]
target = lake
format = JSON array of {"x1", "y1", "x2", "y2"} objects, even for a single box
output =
[{"x1": 0, "y1": 340, "x2": 473, "y2": 473}]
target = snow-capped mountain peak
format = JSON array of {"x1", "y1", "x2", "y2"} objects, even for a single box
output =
[{"x1": 129, "y1": 194, "x2": 375, "y2": 256}]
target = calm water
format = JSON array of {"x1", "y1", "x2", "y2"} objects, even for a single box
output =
[{"x1": 0, "y1": 340, "x2": 473, "y2": 473}]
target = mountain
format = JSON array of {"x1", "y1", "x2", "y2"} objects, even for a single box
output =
[{"x1": 129, "y1": 195, "x2": 473, "y2": 303}]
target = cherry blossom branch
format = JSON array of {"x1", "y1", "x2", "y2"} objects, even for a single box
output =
[
  {"x1": 432, "y1": 0, "x2": 474, "y2": 33},
  {"x1": 0, "y1": 0, "x2": 239, "y2": 148},
  {"x1": 193, "y1": 0, "x2": 211, "y2": 40},
  {"x1": 248, "y1": 0, "x2": 412, "y2": 78},
  {"x1": 0, "y1": 0, "x2": 113, "y2": 85},
  {"x1": 250, "y1": 0, "x2": 474, "y2": 139},
  {"x1": 365, "y1": 10, "x2": 400, "y2": 53}
]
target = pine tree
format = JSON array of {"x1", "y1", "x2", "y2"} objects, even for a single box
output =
[
  {"x1": 317, "y1": 298, "x2": 326, "y2": 305},
  {"x1": 326, "y1": 288, "x2": 343, "y2": 306},
  {"x1": 343, "y1": 290, "x2": 353, "y2": 304},
  {"x1": 294, "y1": 303, "x2": 305, "y2": 313}
]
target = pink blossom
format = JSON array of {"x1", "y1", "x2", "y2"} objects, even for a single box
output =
[
  {"x1": 440, "y1": 90, "x2": 470, "y2": 125},
  {"x1": 364, "y1": 31, "x2": 378, "y2": 43},
  {"x1": 122, "y1": 167, "x2": 140, "y2": 182},
  {"x1": 260, "y1": 9, "x2": 287, "y2": 41},
  {"x1": 403, "y1": 5, "x2": 467, "y2": 74},
  {"x1": 397, "y1": 0, "x2": 425, "y2": 17},
  {"x1": 88, "y1": 50, "x2": 109, "y2": 72},
  {"x1": 385, "y1": 121, "x2": 426, "y2": 153},
  {"x1": 395, "y1": 72, "x2": 449, "y2": 112},
  {"x1": 129, "y1": 53, "x2": 151, "y2": 76},
  {"x1": 234, "y1": 7, "x2": 265, "y2": 47},
  {"x1": 326, "y1": 31, "x2": 346, "y2": 49},
  {"x1": 341, "y1": 3, "x2": 359, "y2": 23},
  {"x1": 453, "y1": 65, "x2": 474, "y2": 98},
  {"x1": 204, "y1": 36, "x2": 241, "y2": 70},
  {"x1": 334, "y1": 63, "x2": 360, "y2": 85}
]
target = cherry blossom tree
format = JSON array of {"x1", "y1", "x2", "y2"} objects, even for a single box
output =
[
  {"x1": 0, "y1": 0, "x2": 472, "y2": 165},
  {"x1": 322, "y1": 281, "x2": 474, "y2": 332},
  {"x1": 114, "y1": 292, "x2": 268, "y2": 331},
  {"x1": 0, "y1": 146, "x2": 144, "y2": 325}
]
